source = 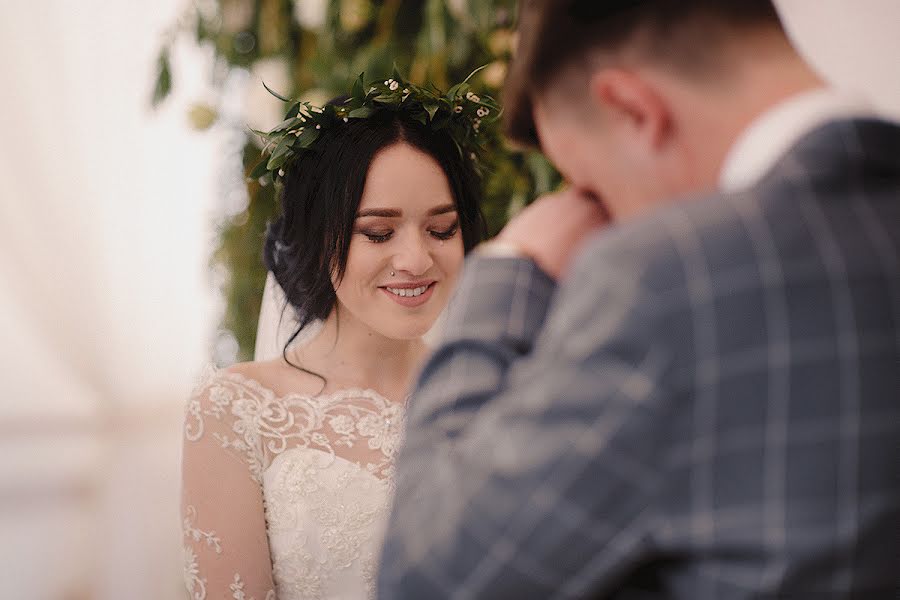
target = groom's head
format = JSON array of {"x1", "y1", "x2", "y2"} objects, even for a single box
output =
[{"x1": 505, "y1": 0, "x2": 821, "y2": 220}]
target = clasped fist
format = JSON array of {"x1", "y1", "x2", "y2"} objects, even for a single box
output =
[{"x1": 496, "y1": 189, "x2": 609, "y2": 280}]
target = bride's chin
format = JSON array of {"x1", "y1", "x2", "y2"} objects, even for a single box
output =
[{"x1": 382, "y1": 316, "x2": 436, "y2": 340}]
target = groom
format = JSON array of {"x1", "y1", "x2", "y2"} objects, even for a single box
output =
[{"x1": 380, "y1": 1, "x2": 899, "y2": 598}]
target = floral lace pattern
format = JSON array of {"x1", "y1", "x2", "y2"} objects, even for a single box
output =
[
  {"x1": 185, "y1": 369, "x2": 405, "y2": 484},
  {"x1": 182, "y1": 368, "x2": 406, "y2": 600},
  {"x1": 183, "y1": 534, "x2": 275, "y2": 600},
  {"x1": 264, "y1": 450, "x2": 391, "y2": 598}
]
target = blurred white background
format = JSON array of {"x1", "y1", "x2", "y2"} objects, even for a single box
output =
[
  {"x1": 0, "y1": 1, "x2": 898, "y2": 599},
  {"x1": 778, "y1": 0, "x2": 900, "y2": 119},
  {"x1": 0, "y1": 1, "x2": 219, "y2": 598}
]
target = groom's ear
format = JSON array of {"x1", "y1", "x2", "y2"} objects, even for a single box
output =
[{"x1": 587, "y1": 68, "x2": 672, "y2": 154}]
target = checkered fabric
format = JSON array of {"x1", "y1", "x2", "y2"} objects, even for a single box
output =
[{"x1": 378, "y1": 119, "x2": 900, "y2": 599}]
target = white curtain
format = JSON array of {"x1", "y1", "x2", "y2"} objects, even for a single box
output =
[{"x1": 0, "y1": 2, "x2": 216, "y2": 599}]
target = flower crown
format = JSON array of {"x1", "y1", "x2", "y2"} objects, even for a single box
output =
[{"x1": 248, "y1": 67, "x2": 500, "y2": 185}]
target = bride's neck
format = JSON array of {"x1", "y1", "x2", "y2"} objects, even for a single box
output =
[{"x1": 297, "y1": 305, "x2": 428, "y2": 393}]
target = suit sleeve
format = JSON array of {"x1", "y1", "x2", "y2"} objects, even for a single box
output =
[{"x1": 379, "y1": 241, "x2": 675, "y2": 599}]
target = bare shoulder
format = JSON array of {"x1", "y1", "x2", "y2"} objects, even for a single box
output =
[
  {"x1": 222, "y1": 358, "x2": 324, "y2": 398},
  {"x1": 222, "y1": 359, "x2": 276, "y2": 381}
]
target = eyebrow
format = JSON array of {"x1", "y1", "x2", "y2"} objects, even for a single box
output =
[{"x1": 356, "y1": 203, "x2": 457, "y2": 218}]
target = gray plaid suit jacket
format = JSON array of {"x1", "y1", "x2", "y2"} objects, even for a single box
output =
[{"x1": 378, "y1": 118, "x2": 900, "y2": 599}]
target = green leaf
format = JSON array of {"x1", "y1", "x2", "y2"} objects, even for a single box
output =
[
  {"x1": 262, "y1": 80, "x2": 291, "y2": 103},
  {"x1": 447, "y1": 82, "x2": 470, "y2": 100},
  {"x1": 151, "y1": 50, "x2": 172, "y2": 107},
  {"x1": 267, "y1": 151, "x2": 292, "y2": 170},
  {"x1": 352, "y1": 73, "x2": 365, "y2": 100},
  {"x1": 424, "y1": 103, "x2": 439, "y2": 121},
  {"x1": 463, "y1": 64, "x2": 489, "y2": 83},
  {"x1": 295, "y1": 128, "x2": 320, "y2": 148},
  {"x1": 266, "y1": 137, "x2": 292, "y2": 169},
  {"x1": 194, "y1": 8, "x2": 206, "y2": 42},
  {"x1": 271, "y1": 117, "x2": 302, "y2": 132},
  {"x1": 343, "y1": 96, "x2": 363, "y2": 111},
  {"x1": 348, "y1": 106, "x2": 374, "y2": 118},
  {"x1": 248, "y1": 159, "x2": 270, "y2": 180},
  {"x1": 286, "y1": 101, "x2": 304, "y2": 118}
]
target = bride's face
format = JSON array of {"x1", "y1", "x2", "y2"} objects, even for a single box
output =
[{"x1": 332, "y1": 142, "x2": 465, "y2": 340}]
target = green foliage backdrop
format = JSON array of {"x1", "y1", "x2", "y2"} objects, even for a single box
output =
[{"x1": 155, "y1": 0, "x2": 558, "y2": 361}]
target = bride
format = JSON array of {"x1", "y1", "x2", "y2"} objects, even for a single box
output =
[{"x1": 181, "y1": 75, "x2": 493, "y2": 600}]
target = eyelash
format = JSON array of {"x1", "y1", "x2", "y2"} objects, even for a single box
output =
[{"x1": 361, "y1": 222, "x2": 459, "y2": 244}]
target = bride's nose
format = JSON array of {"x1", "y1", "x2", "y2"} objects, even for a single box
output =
[{"x1": 390, "y1": 231, "x2": 434, "y2": 276}]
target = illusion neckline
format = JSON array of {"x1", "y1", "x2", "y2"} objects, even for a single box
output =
[{"x1": 212, "y1": 367, "x2": 411, "y2": 408}]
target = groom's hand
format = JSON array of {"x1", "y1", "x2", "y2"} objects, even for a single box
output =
[{"x1": 492, "y1": 189, "x2": 609, "y2": 280}]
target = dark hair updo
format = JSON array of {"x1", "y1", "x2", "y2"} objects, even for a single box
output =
[{"x1": 263, "y1": 109, "x2": 487, "y2": 354}]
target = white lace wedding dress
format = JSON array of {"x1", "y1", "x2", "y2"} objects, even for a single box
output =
[{"x1": 181, "y1": 368, "x2": 406, "y2": 600}]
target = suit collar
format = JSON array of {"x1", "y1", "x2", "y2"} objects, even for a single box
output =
[{"x1": 719, "y1": 88, "x2": 877, "y2": 192}]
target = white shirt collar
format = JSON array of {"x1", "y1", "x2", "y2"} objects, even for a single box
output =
[{"x1": 719, "y1": 88, "x2": 875, "y2": 192}]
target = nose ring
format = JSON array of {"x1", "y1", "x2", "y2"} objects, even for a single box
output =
[{"x1": 390, "y1": 271, "x2": 395, "y2": 277}]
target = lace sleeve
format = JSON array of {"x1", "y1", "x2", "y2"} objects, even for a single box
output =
[{"x1": 181, "y1": 369, "x2": 277, "y2": 600}]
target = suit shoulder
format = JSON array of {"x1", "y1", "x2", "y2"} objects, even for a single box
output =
[{"x1": 571, "y1": 192, "x2": 757, "y2": 298}]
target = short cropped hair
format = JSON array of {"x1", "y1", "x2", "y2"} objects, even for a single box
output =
[{"x1": 504, "y1": 0, "x2": 784, "y2": 147}]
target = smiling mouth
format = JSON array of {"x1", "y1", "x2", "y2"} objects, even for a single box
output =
[
  {"x1": 384, "y1": 284, "x2": 430, "y2": 298},
  {"x1": 379, "y1": 281, "x2": 437, "y2": 307}
]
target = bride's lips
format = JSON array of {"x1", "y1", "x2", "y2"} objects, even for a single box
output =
[{"x1": 379, "y1": 280, "x2": 437, "y2": 308}]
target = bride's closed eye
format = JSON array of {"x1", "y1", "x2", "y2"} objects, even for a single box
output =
[
  {"x1": 430, "y1": 220, "x2": 459, "y2": 241},
  {"x1": 359, "y1": 229, "x2": 393, "y2": 243},
  {"x1": 357, "y1": 220, "x2": 459, "y2": 244}
]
